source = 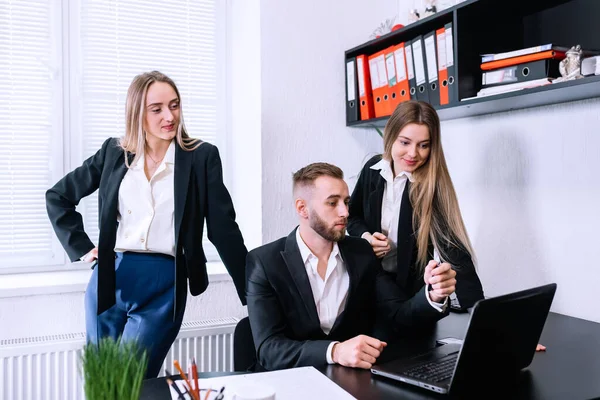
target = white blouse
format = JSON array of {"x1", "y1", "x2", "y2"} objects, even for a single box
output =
[{"x1": 114, "y1": 140, "x2": 176, "y2": 257}]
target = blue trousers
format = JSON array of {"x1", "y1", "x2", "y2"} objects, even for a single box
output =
[{"x1": 85, "y1": 252, "x2": 186, "y2": 378}]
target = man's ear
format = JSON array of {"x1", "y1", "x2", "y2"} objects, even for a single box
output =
[{"x1": 295, "y1": 197, "x2": 309, "y2": 219}]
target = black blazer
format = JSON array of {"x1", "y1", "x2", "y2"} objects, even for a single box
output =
[
  {"x1": 246, "y1": 228, "x2": 447, "y2": 371},
  {"x1": 46, "y1": 138, "x2": 248, "y2": 315},
  {"x1": 348, "y1": 155, "x2": 484, "y2": 310}
]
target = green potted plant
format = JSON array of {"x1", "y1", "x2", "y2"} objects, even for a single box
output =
[{"x1": 80, "y1": 337, "x2": 148, "y2": 400}]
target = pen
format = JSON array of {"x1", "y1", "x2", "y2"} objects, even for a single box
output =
[
  {"x1": 174, "y1": 360, "x2": 199, "y2": 400},
  {"x1": 166, "y1": 377, "x2": 185, "y2": 400},
  {"x1": 214, "y1": 386, "x2": 225, "y2": 400},
  {"x1": 180, "y1": 384, "x2": 192, "y2": 399},
  {"x1": 166, "y1": 369, "x2": 187, "y2": 399}
]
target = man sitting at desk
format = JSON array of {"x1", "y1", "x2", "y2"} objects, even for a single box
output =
[{"x1": 246, "y1": 163, "x2": 457, "y2": 371}]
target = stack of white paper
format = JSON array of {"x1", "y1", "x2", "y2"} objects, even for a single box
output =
[{"x1": 169, "y1": 366, "x2": 356, "y2": 400}]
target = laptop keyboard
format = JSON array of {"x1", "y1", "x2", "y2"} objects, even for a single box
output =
[{"x1": 404, "y1": 352, "x2": 458, "y2": 383}]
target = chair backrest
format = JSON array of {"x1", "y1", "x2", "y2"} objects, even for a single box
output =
[{"x1": 233, "y1": 316, "x2": 256, "y2": 372}]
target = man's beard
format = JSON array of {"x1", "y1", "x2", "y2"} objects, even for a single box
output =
[{"x1": 309, "y1": 209, "x2": 346, "y2": 242}]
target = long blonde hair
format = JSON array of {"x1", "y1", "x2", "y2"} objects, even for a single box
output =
[
  {"x1": 383, "y1": 101, "x2": 475, "y2": 271},
  {"x1": 120, "y1": 71, "x2": 202, "y2": 166}
]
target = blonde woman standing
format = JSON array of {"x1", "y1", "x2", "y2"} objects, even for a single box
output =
[
  {"x1": 348, "y1": 101, "x2": 484, "y2": 338},
  {"x1": 46, "y1": 71, "x2": 247, "y2": 377}
]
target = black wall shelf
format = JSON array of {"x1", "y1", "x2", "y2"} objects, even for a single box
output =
[
  {"x1": 349, "y1": 75, "x2": 600, "y2": 127},
  {"x1": 345, "y1": 0, "x2": 600, "y2": 127}
]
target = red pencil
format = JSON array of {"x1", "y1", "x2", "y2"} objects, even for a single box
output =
[{"x1": 192, "y1": 357, "x2": 200, "y2": 399}]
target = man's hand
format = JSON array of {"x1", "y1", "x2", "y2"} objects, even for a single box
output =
[
  {"x1": 424, "y1": 261, "x2": 457, "y2": 303},
  {"x1": 332, "y1": 335, "x2": 387, "y2": 369}
]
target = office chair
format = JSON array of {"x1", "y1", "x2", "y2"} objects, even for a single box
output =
[{"x1": 233, "y1": 316, "x2": 257, "y2": 372}]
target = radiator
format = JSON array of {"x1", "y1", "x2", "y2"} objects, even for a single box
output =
[{"x1": 0, "y1": 317, "x2": 238, "y2": 400}]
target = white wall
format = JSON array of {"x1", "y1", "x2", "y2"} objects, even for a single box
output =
[
  {"x1": 258, "y1": 0, "x2": 600, "y2": 323},
  {"x1": 441, "y1": 101, "x2": 600, "y2": 322},
  {"x1": 229, "y1": 0, "x2": 262, "y2": 253},
  {"x1": 0, "y1": 280, "x2": 246, "y2": 340},
  {"x1": 260, "y1": 0, "x2": 398, "y2": 242}
]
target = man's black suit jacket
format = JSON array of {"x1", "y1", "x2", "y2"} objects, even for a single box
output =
[
  {"x1": 246, "y1": 228, "x2": 447, "y2": 371},
  {"x1": 46, "y1": 138, "x2": 247, "y2": 316}
]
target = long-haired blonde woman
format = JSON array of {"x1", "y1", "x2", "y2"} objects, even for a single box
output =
[
  {"x1": 348, "y1": 101, "x2": 483, "y2": 333},
  {"x1": 46, "y1": 71, "x2": 247, "y2": 377}
]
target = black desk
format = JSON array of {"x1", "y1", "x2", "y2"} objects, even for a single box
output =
[
  {"x1": 325, "y1": 312, "x2": 600, "y2": 399},
  {"x1": 142, "y1": 312, "x2": 600, "y2": 399}
]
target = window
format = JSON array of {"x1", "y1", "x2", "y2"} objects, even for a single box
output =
[
  {"x1": 0, "y1": 1, "x2": 64, "y2": 270},
  {"x1": 0, "y1": 0, "x2": 226, "y2": 272}
]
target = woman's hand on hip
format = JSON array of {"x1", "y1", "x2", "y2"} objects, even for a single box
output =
[
  {"x1": 82, "y1": 247, "x2": 99, "y2": 263},
  {"x1": 363, "y1": 232, "x2": 391, "y2": 258}
]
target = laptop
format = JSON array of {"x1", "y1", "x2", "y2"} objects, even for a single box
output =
[{"x1": 371, "y1": 283, "x2": 557, "y2": 395}]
